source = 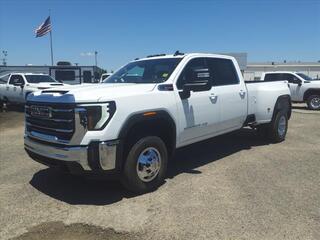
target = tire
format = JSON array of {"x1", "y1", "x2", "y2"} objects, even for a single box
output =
[
  {"x1": 2, "y1": 97, "x2": 8, "y2": 110},
  {"x1": 256, "y1": 111, "x2": 288, "y2": 143},
  {"x1": 307, "y1": 95, "x2": 320, "y2": 110},
  {"x1": 121, "y1": 136, "x2": 168, "y2": 194},
  {"x1": 267, "y1": 111, "x2": 288, "y2": 143}
]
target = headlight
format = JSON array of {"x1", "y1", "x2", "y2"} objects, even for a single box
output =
[{"x1": 78, "y1": 101, "x2": 116, "y2": 130}]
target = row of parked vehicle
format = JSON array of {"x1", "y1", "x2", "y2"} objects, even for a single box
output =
[
  {"x1": 2, "y1": 52, "x2": 320, "y2": 193},
  {"x1": 1, "y1": 67, "x2": 319, "y2": 111},
  {"x1": 0, "y1": 72, "x2": 113, "y2": 108},
  {"x1": 261, "y1": 71, "x2": 320, "y2": 110}
]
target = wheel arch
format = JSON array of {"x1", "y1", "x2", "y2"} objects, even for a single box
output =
[
  {"x1": 303, "y1": 88, "x2": 320, "y2": 102},
  {"x1": 118, "y1": 110, "x2": 177, "y2": 166},
  {"x1": 272, "y1": 94, "x2": 292, "y2": 121},
  {"x1": 25, "y1": 91, "x2": 32, "y2": 100}
]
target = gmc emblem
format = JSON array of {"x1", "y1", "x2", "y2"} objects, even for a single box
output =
[{"x1": 30, "y1": 106, "x2": 52, "y2": 118}]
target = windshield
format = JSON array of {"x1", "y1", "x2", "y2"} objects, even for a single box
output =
[
  {"x1": 296, "y1": 73, "x2": 313, "y2": 81},
  {"x1": 0, "y1": 74, "x2": 9, "y2": 84},
  {"x1": 25, "y1": 75, "x2": 58, "y2": 83},
  {"x1": 103, "y1": 58, "x2": 182, "y2": 84}
]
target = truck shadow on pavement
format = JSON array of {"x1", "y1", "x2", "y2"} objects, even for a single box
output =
[
  {"x1": 167, "y1": 128, "x2": 269, "y2": 178},
  {"x1": 29, "y1": 128, "x2": 270, "y2": 205},
  {"x1": 30, "y1": 169, "x2": 135, "y2": 205}
]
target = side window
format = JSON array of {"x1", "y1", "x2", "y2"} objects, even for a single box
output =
[
  {"x1": 264, "y1": 74, "x2": 281, "y2": 81},
  {"x1": 9, "y1": 75, "x2": 18, "y2": 85},
  {"x1": 176, "y1": 58, "x2": 206, "y2": 89},
  {"x1": 0, "y1": 74, "x2": 9, "y2": 83},
  {"x1": 207, "y1": 58, "x2": 239, "y2": 86},
  {"x1": 292, "y1": 75, "x2": 300, "y2": 83},
  {"x1": 281, "y1": 74, "x2": 293, "y2": 82},
  {"x1": 281, "y1": 74, "x2": 299, "y2": 83},
  {"x1": 126, "y1": 65, "x2": 144, "y2": 77},
  {"x1": 9, "y1": 75, "x2": 24, "y2": 85},
  {"x1": 263, "y1": 74, "x2": 272, "y2": 82},
  {"x1": 275, "y1": 74, "x2": 283, "y2": 81}
]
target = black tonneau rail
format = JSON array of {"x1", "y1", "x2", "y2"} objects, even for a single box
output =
[{"x1": 245, "y1": 80, "x2": 264, "y2": 83}]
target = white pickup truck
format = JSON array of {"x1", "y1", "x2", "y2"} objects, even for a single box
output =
[
  {"x1": 24, "y1": 53, "x2": 291, "y2": 193},
  {"x1": 261, "y1": 71, "x2": 320, "y2": 110},
  {"x1": 0, "y1": 73, "x2": 66, "y2": 107}
]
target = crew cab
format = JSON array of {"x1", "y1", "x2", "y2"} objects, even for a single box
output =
[
  {"x1": 261, "y1": 71, "x2": 320, "y2": 110},
  {"x1": 24, "y1": 53, "x2": 291, "y2": 193},
  {"x1": 0, "y1": 73, "x2": 66, "y2": 106}
]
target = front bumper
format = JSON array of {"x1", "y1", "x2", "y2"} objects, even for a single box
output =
[{"x1": 24, "y1": 136, "x2": 119, "y2": 172}]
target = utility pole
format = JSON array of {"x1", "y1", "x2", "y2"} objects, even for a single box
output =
[
  {"x1": 2, "y1": 50, "x2": 8, "y2": 66},
  {"x1": 94, "y1": 51, "x2": 98, "y2": 67}
]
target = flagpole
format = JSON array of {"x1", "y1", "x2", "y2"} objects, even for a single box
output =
[
  {"x1": 49, "y1": 30, "x2": 54, "y2": 66},
  {"x1": 49, "y1": 9, "x2": 54, "y2": 66}
]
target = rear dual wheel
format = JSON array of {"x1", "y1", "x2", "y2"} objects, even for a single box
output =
[{"x1": 257, "y1": 111, "x2": 288, "y2": 143}]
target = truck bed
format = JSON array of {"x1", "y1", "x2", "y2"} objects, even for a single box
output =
[{"x1": 246, "y1": 81, "x2": 290, "y2": 124}]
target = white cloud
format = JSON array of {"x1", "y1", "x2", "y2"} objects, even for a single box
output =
[{"x1": 80, "y1": 52, "x2": 94, "y2": 57}]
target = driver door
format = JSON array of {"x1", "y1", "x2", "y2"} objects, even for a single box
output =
[
  {"x1": 175, "y1": 57, "x2": 221, "y2": 146},
  {"x1": 8, "y1": 75, "x2": 25, "y2": 102},
  {"x1": 283, "y1": 73, "x2": 301, "y2": 101}
]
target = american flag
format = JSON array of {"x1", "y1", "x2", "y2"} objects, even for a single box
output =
[{"x1": 35, "y1": 16, "x2": 51, "y2": 37}]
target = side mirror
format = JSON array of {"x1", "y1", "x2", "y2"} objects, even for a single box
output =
[
  {"x1": 291, "y1": 78, "x2": 302, "y2": 85},
  {"x1": 179, "y1": 68, "x2": 212, "y2": 99}
]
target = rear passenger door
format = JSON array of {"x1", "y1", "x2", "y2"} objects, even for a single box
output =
[{"x1": 207, "y1": 58, "x2": 247, "y2": 132}]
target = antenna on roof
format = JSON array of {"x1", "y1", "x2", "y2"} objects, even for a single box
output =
[{"x1": 174, "y1": 50, "x2": 184, "y2": 56}]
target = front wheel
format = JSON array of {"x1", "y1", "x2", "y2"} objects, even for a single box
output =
[
  {"x1": 307, "y1": 95, "x2": 320, "y2": 110},
  {"x1": 121, "y1": 136, "x2": 168, "y2": 193}
]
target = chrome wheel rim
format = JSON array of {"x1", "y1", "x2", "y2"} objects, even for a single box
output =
[
  {"x1": 310, "y1": 97, "x2": 320, "y2": 109},
  {"x1": 278, "y1": 115, "x2": 286, "y2": 137},
  {"x1": 136, "y1": 147, "x2": 161, "y2": 182}
]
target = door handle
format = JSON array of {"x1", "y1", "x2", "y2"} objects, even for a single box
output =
[
  {"x1": 209, "y1": 93, "x2": 218, "y2": 103},
  {"x1": 239, "y1": 90, "x2": 246, "y2": 98}
]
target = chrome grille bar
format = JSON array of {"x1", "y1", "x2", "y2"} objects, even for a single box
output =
[
  {"x1": 26, "y1": 122, "x2": 73, "y2": 133},
  {"x1": 25, "y1": 114, "x2": 73, "y2": 123},
  {"x1": 25, "y1": 103, "x2": 75, "y2": 142}
]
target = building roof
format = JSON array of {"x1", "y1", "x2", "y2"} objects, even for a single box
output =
[{"x1": 248, "y1": 62, "x2": 320, "y2": 67}]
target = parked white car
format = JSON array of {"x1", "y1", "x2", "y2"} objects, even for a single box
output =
[
  {"x1": 25, "y1": 53, "x2": 291, "y2": 193},
  {"x1": 261, "y1": 71, "x2": 320, "y2": 110},
  {"x1": 0, "y1": 73, "x2": 67, "y2": 106}
]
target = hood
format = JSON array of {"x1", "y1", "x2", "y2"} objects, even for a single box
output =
[
  {"x1": 29, "y1": 83, "x2": 157, "y2": 103},
  {"x1": 304, "y1": 80, "x2": 320, "y2": 87},
  {"x1": 27, "y1": 82, "x2": 66, "y2": 89}
]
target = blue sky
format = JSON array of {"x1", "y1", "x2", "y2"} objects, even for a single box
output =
[{"x1": 0, "y1": 0, "x2": 319, "y2": 71}]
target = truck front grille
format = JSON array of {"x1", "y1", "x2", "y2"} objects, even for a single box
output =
[{"x1": 25, "y1": 103, "x2": 75, "y2": 141}]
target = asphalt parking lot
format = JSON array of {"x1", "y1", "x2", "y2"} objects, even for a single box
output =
[{"x1": 0, "y1": 105, "x2": 319, "y2": 240}]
